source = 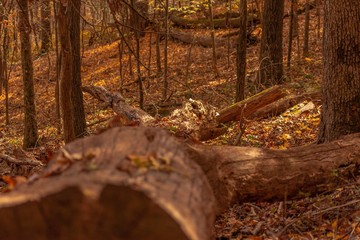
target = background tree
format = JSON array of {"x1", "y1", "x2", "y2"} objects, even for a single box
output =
[
  {"x1": 235, "y1": 0, "x2": 247, "y2": 102},
  {"x1": 57, "y1": 0, "x2": 75, "y2": 143},
  {"x1": 18, "y1": 0, "x2": 38, "y2": 148},
  {"x1": 69, "y1": 0, "x2": 86, "y2": 138},
  {"x1": 40, "y1": 0, "x2": 51, "y2": 53},
  {"x1": 318, "y1": 0, "x2": 360, "y2": 143},
  {"x1": 258, "y1": 0, "x2": 284, "y2": 87}
]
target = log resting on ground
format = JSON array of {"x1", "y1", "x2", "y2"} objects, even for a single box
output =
[
  {"x1": 216, "y1": 85, "x2": 288, "y2": 124},
  {"x1": 170, "y1": 12, "x2": 260, "y2": 29},
  {"x1": 0, "y1": 128, "x2": 359, "y2": 239},
  {"x1": 0, "y1": 127, "x2": 215, "y2": 240},
  {"x1": 249, "y1": 91, "x2": 321, "y2": 120}
]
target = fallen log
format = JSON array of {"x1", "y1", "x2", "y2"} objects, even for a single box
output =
[
  {"x1": 170, "y1": 12, "x2": 260, "y2": 29},
  {"x1": 216, "y1": 85, "x2": 288, "y2": 124},
  {"x1": 0, "y1": 128, "x2": 359, "y2": 239},
  {"x1": 248, "y1": 91, "x2": 321, "y2": 120},
  {"x1": 0, "y1": 127, "x2": 215, "y2": 240},
  {"x1": 191, "y1": 132, "x2": 360, "y2": 207}
]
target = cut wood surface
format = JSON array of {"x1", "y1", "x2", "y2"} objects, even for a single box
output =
[
  {"x1": 216, "y1": 85, "x2": 288, "y2": 124},
  {"x1": 0, "y1": 128, "x2": 215, "y2": 240}
]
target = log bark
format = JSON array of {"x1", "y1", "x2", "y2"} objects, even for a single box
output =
[
  {"x1": 0, "y1": 128, "x2": 359, "y2": 239},
  {"x1": 170, "y1": 12, "x2": 259, "y2": 29},
  {"x1": 189, "y1": 133, "x2": 360, "y2": 207},
  {"x1": 216, "y1": 85, "x2": 288, "y2": 124},
  {"x1": 0, "y1": 128, "x2": 215, "y2": 240}
]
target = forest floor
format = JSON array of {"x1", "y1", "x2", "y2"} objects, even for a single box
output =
[{"x1": 0, "y1": 2, "x2": 359, "y2": 239}]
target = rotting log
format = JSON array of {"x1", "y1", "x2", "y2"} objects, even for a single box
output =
[
  {"x1": 216, "y1": 85, "x2": 288, "y2": 124},
  {"x1": 170, "y1": 12, "x2": 259, "y2": 29},
  {"x1": 189, "y1": 132, "x2": 360, "y2": 208},
  {"x1": 249, "y1": 91, "x2": 321, "y2": 120},
  {"x1": 0, "y1": 128, "x2": 359, "y2": 239},
  {"x1": 0, "y1": 127, "x2": 215, "y2": 240}
]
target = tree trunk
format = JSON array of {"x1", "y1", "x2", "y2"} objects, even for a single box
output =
[
  {"x1": 235, "y1": 0, "x2": 247, "y2": 102},
  {"x1": 40, "y1": 0, "x2": 51, "y2": 53},
  {"x1": 0, "y1": 128, "x2": 359, "y2": 238},
  {"x1": 208, "y1": 0, "x2": 219, "y2": 76},
  {"x1": 303, "y1": 0, "x2": 310, "y2": 57},
  {"x1": 57, "y1": 0, "x2": 75, "y2": 143},
  {"x1": 258, "y1": 0, "x2": 284, "y2": 87},
  {"x1": 69, "y1": 0, "x2": 87, "y2": 138},
  {"x1": 318, "y1": 0, "x2": 360, "y2": 143},
  {"x1": 18, "y1": 0, "x2": 39, "y2": 148}
]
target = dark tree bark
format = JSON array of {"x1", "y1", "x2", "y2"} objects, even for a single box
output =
[
  {"x1": 318, "y1": 0, "x2": 360, "y2": 143},
  {"x1": 258, "y1": 0, "x2": 284, "y2": 87},
  {"x1": 235, "y1": 0, "x2": 247, "y2": 102},
  {"x1": 57, "y1": 0, "x2": 75, "y2": 143},
  {"x1": 40, "y1": 0, "x2": 51, "y2": 53},
  {"x1": 18, "y1": 0, "x2": 39, "y2": 148},
  {"x1": 69, "y1": 0, "x2": 86, "y2": 138}
]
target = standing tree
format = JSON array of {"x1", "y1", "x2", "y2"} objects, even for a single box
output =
[
  {"x1": 40, "y1": 0, "x2": 51, "y2": 53},
  {"x1": 235, "y1": 0, "x2": 247, "y2": 102},
  {"x1": 57, "y1": 0, "x2": 75, "y2": 143},
  {"x1": 303, "y1": 0, "x2": 310, "y2": 57},
  {"x1": 318, "y1": 0, "x2": 360, "y2": 143},
  {"x1": 18, "y1": 0, "x2": 39, "y2": 148},
  {"x1": 258, "y1": 0, "x2": 284, "y2": 87},
  {"x1": 69, "y1": 0, "x2": 86, "y2": 138}
]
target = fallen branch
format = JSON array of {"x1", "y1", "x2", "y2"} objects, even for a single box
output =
[{"x1": 216, "y1": 85, "x2": 288, "y2": 124}]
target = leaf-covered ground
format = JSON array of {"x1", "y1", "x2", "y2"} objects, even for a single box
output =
[{"x1": 0, "y1": 2, "x2": 359, "y2": 239}]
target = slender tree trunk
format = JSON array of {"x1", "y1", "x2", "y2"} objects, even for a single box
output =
[
  {"x1": 53, "y1": 0, "x2": 61, "y2": 131},
  {"x1": 69, "y1": 0, "x2": 86, "y2": 138},
  {"x1": 162, "y1": 0, "x2": 169, "y2": 100},
  {"x1": 18, "y1": 0, "x2": 39, "y2": 148},
  {"x1": 208, "y1": 0, "x2": 219, "y2": 77},
  {"x1": 40, "y1": 0, "x2": 51, "y2": 53},
  {"x1": 287, "y1": 0, "x2": 294, "y2": 69},
  {"x1": 235, "y1": 0, "x2": 247, "y2": 102},
  {"x1": 303, "y1": 0, "x2": 310, "y2": 57},
  {"x1": 57, "y1": 0, "x2": 75, "y2": 143},
  {"x1": 318, "y1": 0, "x2": 360, "y2": 143},
  {"x1": 131, "y1": 0, "x2": 144, "y2": 109},
  {"x1": 258, "y1": 0, "x2": 284, "y2": 87}
]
